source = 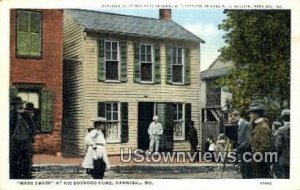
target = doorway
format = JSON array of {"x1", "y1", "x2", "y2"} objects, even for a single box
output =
[{"x1": 138, "y1": 102, "x2": 154, "y2": 150}]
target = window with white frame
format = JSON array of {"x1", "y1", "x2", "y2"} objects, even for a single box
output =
[
  {"x1": 105, "y1": 102, "x2": 120, "y2": 142},
  {"x1": 105, "y1": 41, "x2": 119, "y2": 81},
  {"x1": 140, "y1": 44, "x2": 153, "y2": 82},
  {"x1": 18, "y1": 89, "x2": 41, "y2": 130},
  {"x1": 172, "y1": 47, "x2": 184, "y2": 83},
  {"x1": 173, "y1": 103, "x2": 185, "y2": 140}
]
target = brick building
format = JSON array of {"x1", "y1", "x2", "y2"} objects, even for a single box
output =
[{"x1": 10, "y1": 9, "x2": 63, "y2": 154}]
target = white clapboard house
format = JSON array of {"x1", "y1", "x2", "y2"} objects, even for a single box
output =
[{"x1": 63, "y1": 9, "x2": 204, "y2": 156}]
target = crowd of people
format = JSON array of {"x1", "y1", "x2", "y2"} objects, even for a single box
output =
[
  {"x1": 9, "y1": 94, "x2": 290, "y2": 180},
  {"x1": 229, "y1": 103, "x2": 290, "y2": 179},
  {"x1": 10, "y1": 97, "x2": 37, "y2": 179}
]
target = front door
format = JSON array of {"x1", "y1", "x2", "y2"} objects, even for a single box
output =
[
  {"x1": 138, "y1": 102, "x2": 174, "y2": 152},
  {"x1": 138, "y1": 102, "x2": 154, "y2": 150}
]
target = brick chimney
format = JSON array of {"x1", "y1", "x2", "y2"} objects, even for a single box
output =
[{"x1": 159, "y1": 9, "x2": 172, "y2": 21}]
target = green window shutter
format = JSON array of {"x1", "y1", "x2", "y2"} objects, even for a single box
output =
[
  {"x1": 40, "y1": 89, "x2": 54, "y2": 133},
  {"x1": 17, "y1": 33, "x2": 30, "y2": 56},
  {"x1": 29, "y1": 12, "x2": 41, "y2": 56},
  {"x1": 185, "y1": 103, "x2": 192, "y2": 140},
  {"x1": 9, "y1": 86, "x2": 18, "y2": 99},
  {"x1": 97, "y1": 102, "x2": 105, "y2": 118},
  {"x1": 133, "y1": 42, "x2": 140, "y2": 83},
  {"x1": 166, "y1": 47, "x2": 173, "y2": 84},
  {"x1": 184, "y1": 49, "x2": 191, "y2": 85},
  {"x1": 154, "y1": 44, "x2": 161, "y2": 84},
  {"x1": 120, "y1": 102, "x2": 129, "y2": 143},
  {"x1": 120, "y1": 41, "x2": 127, "y2": 83},
  {"x1": 156, "y1": 103, "x2": 173, "y2": 151},
  {"x1": 165, "y1": 103, "x2": 174, "y2": 151},
  {"x1": 30, "y1": 33, "x2": 41, "y2": 56},
  {"x1": 97, "y1": 40, "x2": 105, "y2": 81},
  {"x1": 97, "y1": 102, "x2": 107, "y2": 138},
  {"x1": 30, "y1": 12, "x2": 41, "y2": 33},
  {"x1": 17, "y1": 11, "x2": 30, "y2": 56},
  {"x1": 17, "y1": 11, "x2": 29, "y2": 32},
  {"x1": 16, "y1": 10, "x2": 41, "y2": 57},
  {"x1": 156, "y1": 103, "x2": 166, "y2": 151}
]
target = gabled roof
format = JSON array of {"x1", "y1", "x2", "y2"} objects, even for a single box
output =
[
  {"x1": 66, "y1": 9, "x2": 204, "y2": 43},
  {"x1": 200, "y1": 55, "x2": 235, "y2": 80}
]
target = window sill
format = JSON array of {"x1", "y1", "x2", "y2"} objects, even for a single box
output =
[
  {"x1": 171, "y1": 82, "x2": 185, "y2": 86},
  {"x1": 174, "y1": 137, "x2": 185, "y2": 141},
  {"x1": 106, "y1": 140, "x2": 121, "y2": 144},
  {"x1": 139, "y1": 81, "x2": 154, "y2": 85},
  {"x1": 104, "y1": 80, "x2": 121, "y2": 83},
  {"x1": 16, "y1": 54, "x2": 42, "y2": 59}
]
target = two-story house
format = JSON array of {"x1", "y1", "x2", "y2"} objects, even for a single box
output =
[
  {"x1": 63, "y1": 9, "x2": 204, "y2": 156},
  {"x1": 200, "y1": 55, "x2": 234, "y2": 146},
  {"x1": 10, "y1": 9, "x2": 63, "y2": 154}
]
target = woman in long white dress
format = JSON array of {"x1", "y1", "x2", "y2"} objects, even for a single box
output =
[{"x1": 82, "y1": 117, "x2": 110, "y2": 179}]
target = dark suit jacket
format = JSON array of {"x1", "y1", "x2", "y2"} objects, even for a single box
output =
[
  {"x1": 275, "y1": 122, "x2": 290, "y2": 166},
  {"x1": 237, "y1": 119, "x2": 251, "y2": 153}
]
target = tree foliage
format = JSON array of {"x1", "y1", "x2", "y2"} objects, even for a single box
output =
[{"x1": 217, "y1": 10, "x2": 290, "y2": 118}]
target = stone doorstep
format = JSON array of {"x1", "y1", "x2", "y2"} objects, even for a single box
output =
[{"x1": 32, "y1": 163, "x2": 237, "y2": 174}]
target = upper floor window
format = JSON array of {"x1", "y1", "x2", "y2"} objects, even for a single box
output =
[
  {"x1": 166, "y1": 46, "x2": 191, "y2": 85},
  {"x1": 140, "y1": 44, "x2": 153, "y2": 82},
  {"x1": 172, "y1": 47, "x2": 184, "y2": 84},
  {"x1": 133, "y1": 43, "x2": 160, "y2": 84},
  {"x1": 206, "y1": 79, "x2": 221, "y2": 107},
  {"x1": 16, "y1": 10, "x2": 42, "y2": 57},
  {"x1": 104, "y1": 41, "x2": 119, "y2": 81}
]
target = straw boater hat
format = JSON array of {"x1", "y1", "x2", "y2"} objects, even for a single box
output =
[
  {"x1": 246, "y1": 103, "x2": 265, "y2": 114},
  {"x1": 91, "y1": 117, "x2": 106, "y2": 125},
  {"x1": 281, "y1": 109, "x2": 290, "y2": 117},
  {"x1": 231, "y1": 110, "x2": 241, "y2": 116},
  {"x1": 87, "y1": 117, "x2": 107, "y2": 131}
]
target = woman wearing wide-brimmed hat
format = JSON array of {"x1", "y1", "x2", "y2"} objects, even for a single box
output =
[
  {"x1": 247, "y1": 103, "x2": 272, "y2": 178},
  {"x1": 82, "y1": 117, "x2": 110, "y2": 179}
]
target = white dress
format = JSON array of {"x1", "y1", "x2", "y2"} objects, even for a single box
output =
[{"x1": 82, "y1": 129, "x2": 110, "y2": 170}]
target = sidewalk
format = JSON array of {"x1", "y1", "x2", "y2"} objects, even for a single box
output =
[
  {"x1": 33, "y1": 154, "x2": 229, "y2": 166},
  {"x1": 32, "y1": 154, "x2": 240, "y2": 179}
]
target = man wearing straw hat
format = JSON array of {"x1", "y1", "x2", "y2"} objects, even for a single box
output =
[
  {"x1": 148, "y1": 115, "x2": 163, "y2": 154},
  {"x1": 82, "y1": 117, "x2": 111, "y2": 179}
]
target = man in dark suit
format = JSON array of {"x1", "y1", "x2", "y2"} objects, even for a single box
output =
[
  {"x1": 10, "y1": 98, "x2": 36, "y2": 179},
  {"x1": 189, "y1": 120, "x2": 199, "y2": 162},
  {"x1": 10, "y1": 96, "x2": 25, "y2": 179},
  {"x1": 232, "y1": 110, "x2": 252, "y2": 178},
  {"x1": 275, "y1": 109, "x2": 290, "y2": 178}
]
